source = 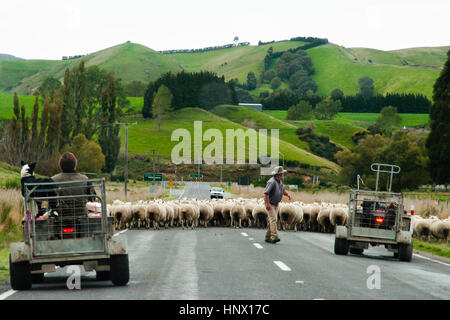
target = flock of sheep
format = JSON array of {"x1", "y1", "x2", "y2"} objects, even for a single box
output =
[
  {"x1": 108, "y1": 198, "x2": 349, "y2": 233},
  {"x1": 107, "y1": 198, "x2": 450, "y2": 242},
  {"x1": 413, "y1": 215, "x2": 450, "y2": 242}
]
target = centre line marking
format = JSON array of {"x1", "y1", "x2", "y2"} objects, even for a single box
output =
[
  {"x1": 249, "y1": 237, "x2": 254, "y2": 241},
  {"x1": 295, "y1": 280, "x2": 304, "y2": 284},
  {"x1": 253, "y1": 243, "x2": 263, "y2": 249},
  {"x1": 241, "y1": 232, "x2": 248, "y2": 237},
  {"x1": 274, "y1": 261, "x2": 291, "y2": 271}
]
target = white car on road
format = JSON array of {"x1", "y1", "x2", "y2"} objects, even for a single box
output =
[{"x1": 210, "y1": 187, "x2": 224, "y2": 199}]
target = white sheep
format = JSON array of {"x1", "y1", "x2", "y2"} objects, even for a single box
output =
[
  {"x1": 221, "y1": 201, "x2": 234, "y2": 227},
  {"x1": 330, "y1": 204, "x2": 349, "y2": 229},
  {"x1": 413, "y1": 215, "x2": 431, "y2": 240},
  {"x1": 230, "y1": 201, "x2": 246, "y2": 228},
  {"x1": 111, "y1": 201, "x2": 132, "y2": 230},
  {"x1": 278, "y1": 202, "x2": 303, "y2": 231},
  {"x1": 430, "y1": 217, "x2": 450, "y2": 243},
  {"x1": 145, "y1": 201, "x2": 166, "y2": 230},
  {"x1": 252, "y1": 203, "x2": 268, "y2": 229},
  {"x1": 131, "y1": 201, "x2": 147, "y2": 229},
  {"x1": 198, "y1": 201, "x2": 214, "y2": 227},
  {"x1": 317, "y1": 204, "x2": 333, "y2": 233}
]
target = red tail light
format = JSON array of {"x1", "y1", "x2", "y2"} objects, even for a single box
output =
[
  {"x1": 63, "y1": 227, "x2": 74, "y2": 233},
  {"x1": 375, "y1": 217, "x2": 384, "y2": 224}
]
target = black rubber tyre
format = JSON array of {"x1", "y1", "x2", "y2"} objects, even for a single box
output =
[
  {"x1": 334, "y1": 238, "x2": 349, "y2": 255},
  {"x1": 110, "y1": 254, "x2": 129, "y2": 286},
  {"x1": 9, "y1": 254, "x2": 32, "y2": 290},
  {"x1": 349, "y1": 248, "x2": 364, "y2": 255},
  {"x1": 96, "y1": 271, "x2": 111, "y2": 281},
  {"x1": 398, "y1": 241, "x2": 413, "y2": 262},
  {"x1": 31, "y1": 273, "x2": 45, "y2": 284}
]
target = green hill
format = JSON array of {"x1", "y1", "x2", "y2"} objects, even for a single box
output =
[
  {"x1": 2, "y1": 40, "x2": 446, "y2": 98},
  {"x1": 307, "y1": 44, "x2": 445, "y2": 98},
  {"x1": 1, "y1": 42, "x2": 182, "y2": 94},
  {"x1": 120, "y1": 107, "x2": 340, "y2": 172}
]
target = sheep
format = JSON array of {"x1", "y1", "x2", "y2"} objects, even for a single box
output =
[
  {"x1": 309, "y1": 203, "x2": 321, "y2": 232},
  {"x1": 301, "y1": 204, "x2": 312, "y2": 231},
  {"x1": 278, "y1": 202, "x2": 303, "y2": 231},
  {"x1": 111, "y1": 200, "x2": 132, "y2": 230},
  {"x1": 179, "y1": 201, "x2": 198, "y2": 229},
  {"x1": 211, "y1": 200, "x2": 225, "y2": 226},
  {"x1": 252, "y1": 203, "x2": 268, "y2": 229},
  {"x1": 198, "y1": 201, "x2": 214, "y2": 227},
  {"x1": 329, "y1": 204, "x2": 349, "y2": 230},
  {"x1": 145, "y1": 201, "x2": 166, "y2": 230},
  {"x1": 164, "y1": 202, "x2": 175, "y2": 228},
  {"x1": 413, "y1": 215, "x2": 431, "y2": 240},
  {"x1": 243, "y1": 200, "x2": 258, "y2": 227},
  {"x1": 230, "y1": 201, "x2": 246, "y2": 228},
  {"x1": 131, "y1": 201, "x2": 147, "y2": 229},
  {"x1": 430, "y1": 217, "x2": 450, "y2": 243},
  {"x1": 221, "y1": 201, "x2": 234, "y2": 227},
  {"x1": 317, "y1": 204, "x2": 333, "y2": 233}
]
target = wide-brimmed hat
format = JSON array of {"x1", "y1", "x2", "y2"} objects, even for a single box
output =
[{"x1": 271, "y1": 166, "x2": 287, "y2": 175}]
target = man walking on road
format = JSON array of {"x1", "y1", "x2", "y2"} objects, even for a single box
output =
[{"x1": 264, "y1": 166, "x2": 291, "y2": 243}]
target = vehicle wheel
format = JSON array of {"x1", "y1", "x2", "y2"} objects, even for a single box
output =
[
  {"x1": 349, "y1": 248, "x2": 364, "y2": 255},
  {"x1": 31, "y1": 273, "x2": 45, "y2": 284},
  {"x1": 334, "y1": 238, "x2": 349, "y2": 255},
  {"x1": 398, "y1": 241, "x2": 413, "y2": 262},
  {"x1": 110, "y1": 254, "x2": 129, "y2": 286},
  {"x1": 96, "y1": 271, "x2": 110, "y2": 281},
  {"x1": 9, "y1": 254, "x2": 32, "y2": 290}
]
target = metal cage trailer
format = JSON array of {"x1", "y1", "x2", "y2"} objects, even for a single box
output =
[
  {"x1": 9, "y1": 178, "x2": 130, "y2": 290},
  {"x1": 334, "y1": 164, "x2": 414, "y2": 262}
]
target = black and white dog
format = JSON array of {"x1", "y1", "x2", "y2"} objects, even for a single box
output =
[{"x1": 20, "y1": 161, "x2": 57, "y2": 218}]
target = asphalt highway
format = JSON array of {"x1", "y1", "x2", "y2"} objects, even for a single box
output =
[{"x1": 1, "y1": 182, "x2": 449, "y2": 300}]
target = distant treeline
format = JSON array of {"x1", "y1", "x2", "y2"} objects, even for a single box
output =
[
  {"x1": 264, "y1": 38, "x2": 328, "y2": 71},
  {"x1": 258, "y1": 36, "x2": 328, "y2": 46},
  {"x1": 159, "y1": 42, "x2": 250, "y2": 54},
  {"x1": 62, "y1": 55, "x2": 86, "y2": 60},
  {"x1": 262, "y1": 91, "x2": 431, "y2": 113},
  {"x1": 142, "y1": 71, "x2": 238, "y2": 118},
  {"x1": 339, "y1": 93, "x2": 431, "y2": 113}
]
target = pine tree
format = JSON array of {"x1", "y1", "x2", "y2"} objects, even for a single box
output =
[
  {"x1": 60, "y1": 67, "x2": 73, "y2": 148},
  {"x1": 426, "y1": 49, "x2": 450, "y2": 184},
  {"x1": 39, "y1": 93, "x2": 50, "y2": 148}
]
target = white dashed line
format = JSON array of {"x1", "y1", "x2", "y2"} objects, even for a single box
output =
[
  {"x1": 295, "y1": 280, "x2": 304, "y2": 284},
  {"x1": 241, "y1": 232, "x2": 248, "y2": 237},
  {"x1": 253, "y1": 243, "x2": 263, "y2": 249},
  {"x1": 249, "y1": 238, "x2": 254, "y2": 241},
  {"x1": 274, "y1": 261, "x2": 291, "y2": 271},
  {"x1": 0, "y1": 290, "x2": 16, "y2": 300}
]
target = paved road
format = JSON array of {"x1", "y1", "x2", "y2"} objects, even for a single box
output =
[{"x1": 1, "y1": 182, "x2": 450, "y2": 300}]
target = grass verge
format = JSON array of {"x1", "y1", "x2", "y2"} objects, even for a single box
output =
[{"x1": 413, "y1": 239, "x2": 450, "y2": 259}]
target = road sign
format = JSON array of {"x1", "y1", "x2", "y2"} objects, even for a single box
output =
[
  {"x1": 168, "y1": 179, "x2": 174, "y2": 188},
  {"x1": 144, "y1": 173, "x2": 163, "y2": 182},
  {"x1": 238, "y1": 176, "x2": 250, "y2": 186},
  {"x1": 189, "y1": 174, "x2": 203, "y2": 179}
]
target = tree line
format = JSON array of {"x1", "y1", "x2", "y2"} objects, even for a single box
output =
[
  {"x1": 142, "y1": 71, "x2": 238, "y2": 118},
  {"x1": 159, "y1": 42, "x2": 250, "y2": 55},
  {"x1": 0, "y1": 61, "x2": 127, "y2": 175}
]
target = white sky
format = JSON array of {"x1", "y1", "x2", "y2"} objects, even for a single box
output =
[{"x1": 0, "y1": 0, "x2": 449, "y2": 60}]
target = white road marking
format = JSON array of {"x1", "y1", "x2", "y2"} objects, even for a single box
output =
[
  {"x1": 0, "y1": 290, "x2": 16, "y2": 300},
  {"x1": 413, "y1": 253, "x2": 450, "y2": 267},
  {"x1": 313, "y1": 298, "x2": 326, "y2": 300},
  {"x1": 249, "y1": 238, "x2": 254, "y2": 241},
  {"x1": 274, "y1": 261, "x2": 291, "y2": 271},
  {"x1": 295, "y1": 280, "x2": 304, "y2": 284},
  {"x1": 113, "y1": 228, "x2": 128, "y2": 236},
  {"x1": 241, "y1": 232, "x2": 248, "y2": 237},
  {"x1": 253, "y1": 243, "x2": 263, "y2": 249}
]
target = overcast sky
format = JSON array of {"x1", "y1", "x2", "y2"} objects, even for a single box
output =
[{"x1": 1, "y1": 0, "x2": 449, "y2": 60}]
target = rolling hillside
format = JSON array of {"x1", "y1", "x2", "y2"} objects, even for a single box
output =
[
  {"x1": 119, "y1": 107, "x2": 341, "y2": 172},
  {"x1": 0, "y1": 40, "x2": 447, "y2": 99}
]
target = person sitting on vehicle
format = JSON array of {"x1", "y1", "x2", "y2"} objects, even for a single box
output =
[{"x1": 51, "y1": 152, "x2": 96, "y2": 219}]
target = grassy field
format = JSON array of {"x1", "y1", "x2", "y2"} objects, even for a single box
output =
[
  {"x1": 119, "y1": 107, "x2": 340, "y2": 172},
  {"x1": 307, "y1": 44, "x2": 443, "y2": 98},
  {"x1": 413, "y1": 239, "x2": 450, "y2": 259},
  {"x1": 264, "y1": 110, "x2": 430, "y2": 127}
]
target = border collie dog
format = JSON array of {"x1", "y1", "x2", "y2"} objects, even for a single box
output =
[{"x1": 20, "y1": 161, "x2": 57, "y2": 218}]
